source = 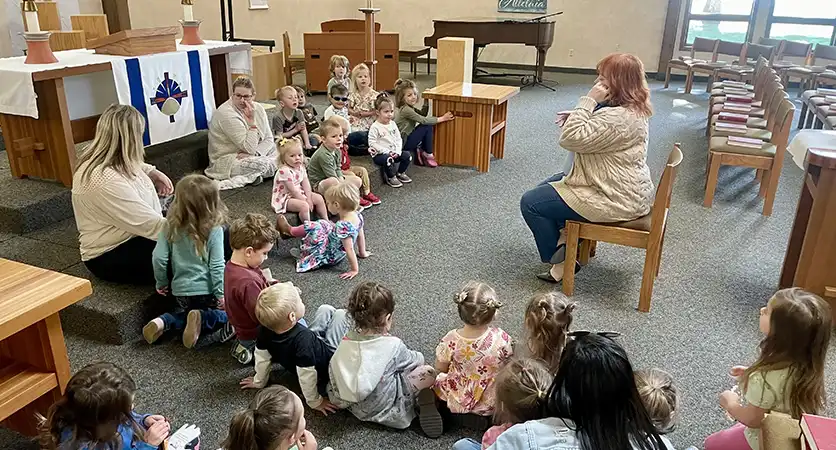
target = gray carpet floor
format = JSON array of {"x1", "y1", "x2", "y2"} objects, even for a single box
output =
[{"x1": 2, "y1": 70, "x2": 835, "y2": 450}]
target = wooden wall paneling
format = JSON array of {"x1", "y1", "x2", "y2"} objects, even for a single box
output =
[
  {"x1": 303, "y1": 32, "x2": 399, "y2": 92},
  {"x1": 101, "y1": 0, "x2": 131, "y2": 33},
  {"x1": 71, "y1": 14, "x2": 110, "y2": 41}
]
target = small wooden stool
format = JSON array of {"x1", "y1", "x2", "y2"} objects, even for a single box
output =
[{"x1": 400, "y1": 46, "x2": 430, "y2": 78}]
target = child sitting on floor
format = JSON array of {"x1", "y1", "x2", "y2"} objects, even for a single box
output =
[
  {"x1": 294, "y1": 85, "x2": 320, "y2": 147},
  {"x1": 240, "y1": 282, "x2": 350, "y2": 417},
  {"x1": 306, "y1": 120, "x2": 364, "y2": 200},
  {"x1": 272, "y1": 136, "x2": 327, "y2": 222},
  {"x1": 330, "y1": 115, "x2": 381, "y2": 207},
  {"x1": 39, "y1": 362, "x2": 170, "y2": 450},
  {"x1": 276, "y1": 180, "x2": 370, "y2": 279},
  {"x1": 325, "y1": 84, "x2": 367, "y2": 157},
  {"x1": 145, "y1": 174, "x2": 232, "y2": 349},
  {"x1": 524, "y1": 292, "x2": 576, "y2": 373},
  {"x1": 393, "y1": 78, "x2": 454, "y2": 168},
  {"x1": 328, "y1": 282, "x2": 440, "y2": 434},
  {"x1": 225, "y1": 213, "x2": 281, "y2": 364},
  {"x1": 368, "y1": 93, "x2": 413, "y2": 188},
  {"x1": 327, "y1": 54, "x2": 350, "y2": 100},
  {"x1": 223, "y1": 385, "x2": 327, "y2": 450},
  {"x1": 635, "y1": 368, "x2": 679, "y2": 434},
  {"x1": 274, "y1": 86, "x2": 314, "y2": 152},
  {"x1": 347, "y1": 63, "x2": 378, "y2": 153},
  {"x1": 434, "y1": 281, "x2": 513, "y2": 421}
]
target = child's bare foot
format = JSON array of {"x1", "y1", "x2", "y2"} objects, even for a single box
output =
[{"x1": 276, "y1": 215, "x2": 293, "y2": 239}]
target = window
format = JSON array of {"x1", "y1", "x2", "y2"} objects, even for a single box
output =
[
  {"x1": 681, "y1": 0, "x2": 756, "y2": 49},
  {"x1": 767, "y1": 0, "x2": 836, "y2": 46}
]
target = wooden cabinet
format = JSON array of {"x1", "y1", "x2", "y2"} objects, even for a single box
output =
[{"x1": 303, "y1": 32, "x2": 399, "y2": 93}]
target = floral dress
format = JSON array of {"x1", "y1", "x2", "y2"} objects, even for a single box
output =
[
  {"x1": 296, "y1": 214, "x2": 364, "y2": 272},
  {"x1": 433, "y1": 327, "x2": 513, "y2": 415},
  {"x1": 349, "y1": 89, "x2": 379, "y2": 132},
  {"x1": 271, "y1": 165, "x2": 306, "y2": 214}
]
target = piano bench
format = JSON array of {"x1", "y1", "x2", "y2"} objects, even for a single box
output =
[{"x1": 400, "y1": 46, "x2": 431, "y2": 78}]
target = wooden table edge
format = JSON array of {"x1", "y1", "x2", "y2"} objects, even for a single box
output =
[{"x1": 0, "y1": 281, "x2": 92, "y2": 342}]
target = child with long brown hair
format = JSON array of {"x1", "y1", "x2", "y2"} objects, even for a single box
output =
[
  {"x1": 393, "y1": 78, "x2": 454, "y2": 167},
  {"x1": 704, "y1": 288, "x2": 832, "y2": 450},
  {"x1": 222, "y1": 385, "x2": 325, "y2": 450},
  {"x1": 39, "y1": 362, "x2": 170, "y2": 450},
  {"x1": 524, "y1": 292, "x2": 576, "y2": 373},
  {"x1": 368, "y1": 93, "x2": 413, "y2": 188},
  {"x1": 145, "y1": 174, "x2": 232, "y2": 349},
  {"x1": 328, "y1": 282, "x2": 439, "y2": 435},
  {"x1": 434, "y1": 281, "x2": 513, "y2": 419},
  {"x1": 271, "y1": 136, "x2": 327, "y2": 222}
]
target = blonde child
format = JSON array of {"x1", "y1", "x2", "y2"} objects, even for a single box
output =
[
  {"x1": 635, "y1": 368, "x2": 679, "y2": 434},
  {"x1": 346, "y1": 63, "x2": 378, "y2": 151},
  {"x1": 240, "y1": 282, "x2": 350, "y2": 418},
  {"x1": 274, "y1": 86, "x2": 314, "y2": 151},
  {"x1": 330, "y1": 115, "x2": 381, "y2": 207},
  {"x1": 434, "y1": 281, "x2": 514, "y2": 419},
  {"x1": 328, "y1": 282, "x2": 440, "y2": 435},
  {"x1": 272, "y1": 137, "x2": 327, "y2": 222},
  {"x1": 524, "y1": 292, "x2": 576, "y2": 373},
  {"x1": 705, "y1": 288, "x2": 832, "y2": 450},
  {"x1": 38, "y1": 362, "x2": 170, "y2": 450},
  {"x1": 276, "y1": 180, "x2": 370, "y2": 279},
  {"x1": 451, "y1": 358, "x2": 553, "y2": 450},
  {"x1": 327, "y1": 54, "x2": 350, "y2": 100},
  {"x1": 145, "y1": 174, "x2": 232, "y2": 349},
  {"x1": 368, "y1": 93, "x2": 412, "y2": 188},
  {"x1": 223, "y1": 385, "x2": 326, "y2": 450},
  {"x1": 307, "y1": 120, "x2": 364, "y2": 198},
  {"x1": 393, "y1": 78, "x2": 454, "y2": 168}
]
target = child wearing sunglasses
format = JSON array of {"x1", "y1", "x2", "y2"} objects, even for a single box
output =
[{"x1": 325, "y1": 83, "x2": 368, "y2": 156}]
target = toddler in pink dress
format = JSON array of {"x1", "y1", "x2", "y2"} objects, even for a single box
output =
[{"x1": 271, "y1": 137, "x2": 326, "y2": 222}]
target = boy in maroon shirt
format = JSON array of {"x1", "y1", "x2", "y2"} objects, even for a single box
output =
[{"x1": 225, "y1": 213, "x2": 280, "y2": 364}]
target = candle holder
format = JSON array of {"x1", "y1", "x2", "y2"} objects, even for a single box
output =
[
  {"x1": 180, "y1": 19, "x2": 205, "y2": 45},
  {"x1": 22, "y1": 0, "x2": 57, "y2": 64}
]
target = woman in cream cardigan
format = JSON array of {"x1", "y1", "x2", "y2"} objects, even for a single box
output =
[{"x1": 520, "y1": 53, "x2": 655, "y2": 283}]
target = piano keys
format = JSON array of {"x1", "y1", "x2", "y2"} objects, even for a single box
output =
[{"x1": 424, "y1": 17, "x2": 557, "y2": 84}]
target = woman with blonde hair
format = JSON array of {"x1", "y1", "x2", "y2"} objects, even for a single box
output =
[
  {"x1": 520, "y1": 53, "x2": 655, "y2": 283},
  {"x1": 72, "y1": 104, "x2": 173, "y2": 284}
]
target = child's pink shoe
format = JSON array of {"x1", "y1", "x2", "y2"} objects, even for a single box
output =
[{"x1": 424, "y1": 152, "x2": 439, "y2": 168}]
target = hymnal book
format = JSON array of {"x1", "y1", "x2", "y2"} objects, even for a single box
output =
[
  {"x1": 723, "y1": 87, "x2": 750, "y2": 96},
  {"x1": 816, "y1": 88, "x2": 836, "y2": 96},
  {"x1": 715, "y1": 122, "x2": 748, "y2": 134},
  {"x1": 726, "y1": 94, "x2": 753, "y2": 104},
  {"x1": 727, "y1": 136, "x2": 763, "y2": 149},
  {"x1": 824, "y1": 95, "x2": 836, "y2": 103},
  {"x1": 829, "y1": 103, "x2": 836, "y2": 110},
  {"x1": 724, "y1": 104, "x2": 752, "y2": 113},
  {"x1": 719, "y1": 112, "x2": 749, "y2": 123},
  {"x1": 800, "y1": 414, "x2": 836, "y2": 450},
  {"x1": 722, "y1": 80, "x2": 746, "y2": 87}
]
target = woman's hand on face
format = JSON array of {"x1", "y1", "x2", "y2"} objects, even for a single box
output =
[
  {"x1": 587, "y1": 82, "x2": 610, "y2": 104},
  {"x1": 149, "y1": 169, "x2": 174, "y2": 196}
]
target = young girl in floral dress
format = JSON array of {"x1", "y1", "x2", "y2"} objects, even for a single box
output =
[
  {"x1": 276, "y1": 180, "x2": 370, "y2": 280},
  {"x1": 434, "y1": 281, "x2": 514, "y2": 421},
  {"x1": 271, "y1": 137, "x2": 327, "y2": 223},
  {"x1": 346, "y1": 63, "x2": 378, "y2": 153}
]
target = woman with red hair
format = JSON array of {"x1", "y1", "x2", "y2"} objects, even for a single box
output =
[{"x1": 520, "y1": 53, "x2": 655, "y2": 283}]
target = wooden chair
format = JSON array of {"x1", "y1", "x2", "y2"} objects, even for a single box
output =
[
  {"x1": 758, "y1": 38, "x2": 786, "y2": 60},
  {"x1": 321, "y1": 19, "x2": 381, "y2": 33},
  {"x1": 709, "y1": 81, "x2": 787, "y2": 141},
  {"x1": 562, "y1": 144, "x2": 683, "y2": 313},
  {"x1": 706, "y1": 65, "x2": 780, "y2": 134},
  {"x1": 283, "y1": 31, "x2": 305, "y2": 85},
  {"x1": 798, "y1": 73, "x2": 836, "y2": 128},
  {"x1": 704, "y1": 98, "x2": 795, "y2": 216},
  {"x1": 715, "y1": 43, "x2": 776, "y2": 83},
  {"x1": 687, "y1": 40, "x2": 746, "y2": 93},
  {"x1": 663, "y1": 37, "x2": 718, "y2": 93},
  {"x1": 784, "y1": 44, "x2": 836, "y2": 95},
  {"x1": 772, "y1": 40, "x2": 814, "y2": 78}
]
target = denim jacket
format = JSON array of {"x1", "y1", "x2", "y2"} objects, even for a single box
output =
[
  {"x1": 60, "y1": 411, "x2": 155, "y2": 450},
  {"x1": 486, "y1": 417, "x2": 676, "y2": 450}
]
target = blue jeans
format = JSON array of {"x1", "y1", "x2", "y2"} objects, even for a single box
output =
[
  {"x1": 404, "y1": 124, "x2": 434, "y2": 154},
  {"x1": 161, "y1": 309, "x2": 227, "y2": 331},
  {"x1": 347, "y1": 131, "x2": 369, "y2": 156},
  {"x1": 373, "y1": 152, "x2": 412, "y2": 178},
  {"x1": 452, "y1": 439, "x2": 481, "y2": 450},
  {"x1": 520, "y1": 173, "x2": 587, "y2": 263}
]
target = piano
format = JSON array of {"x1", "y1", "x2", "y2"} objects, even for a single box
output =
[{"x1": 424, "y1": 17, "x2": 556, "y2": 83}]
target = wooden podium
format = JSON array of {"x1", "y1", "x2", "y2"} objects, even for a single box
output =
[
  {"x1": 423, "y1": 82, "x2": 519, "y2": 172},
  {"x1": 303, "y1": 31, "x2": 398, "y2": 92},
  {"x1": 86, "y1": 27, "x2": 178, "y2": 56},
  {"x1": 779, "y1": 147, "x2": 836, "y2": 322}
]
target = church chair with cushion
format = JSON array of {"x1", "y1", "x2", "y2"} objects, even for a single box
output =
[
  {"x1": 706, "y1": 76, "x2": 782, "y2": 135},
  {"x1": 710, "y1": 55, "x2": 769, "y2": 94},
  {"x1": 687, "y1": 40, "x2": 745, "y2": 94},
  {"x1": 562, "y1": 144, "x2": 683, "y2": 313},
  {"x1": 714, "y1": 43, "x2": 776, "y2": 83},
  {"x1": 710, "y1": 83, "x2": 787, "y2": 142},
  {"x1": 772, "y1": 40, "x2": 814, "y2": 78},
  {"x1": 809, "y1": 72, "x2": 836, "y2": 129},
  {"x1": 283, "y1": 31, "x2": 306, "y2": 85},
  {"x1": 798, "y1": 73, "x2": 836, "y2": 128},
  {"x1": 758, "y1": 38, "x2": 786, "y2": 60},
  {"x1": 704, "y1": 99, "x2": 795, "y2": 216},
  {"x1": 664, "y1": 37, "x2": 718, "y2": 93},
  {"x1": 784, "y1": 44, "x2": 836, "y2": 95}
]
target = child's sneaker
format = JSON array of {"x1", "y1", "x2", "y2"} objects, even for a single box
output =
[
  {"x1": 231, "y1": 342, "x2": 254, "y2": 364},
  {"x1": 359, "y1": 197, "x2": 372, "y2": 210},
  {"x1": 363, "y1": 192, "x2": 381, "y2": 205},
  {"x1": 396, "y1": 173, "x2": 412, "y2": 184},
  {"x1": 183, "y1": 310, "x2": 202, "y2": 348},
  {"x1": 417, "y1": 388, "x2": 443, "y2": 438},
  {"x1": 386, "y1": 176, "x2": 403, "y2": 188},
  {"x1": 143, "y1": 318, "x2": 165, "y2": 344}
]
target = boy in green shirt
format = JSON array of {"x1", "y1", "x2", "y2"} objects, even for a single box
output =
[{"x1": 307, "y1": 119, "x2": 364, "y2": 200}]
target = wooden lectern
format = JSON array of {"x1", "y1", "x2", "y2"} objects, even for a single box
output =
[
  {"x1": 86, "y1": 27, "x2": 178, "y2": 56},
  {"x1": 779, "y1": 147, "x2": 836, "y2": 322}
]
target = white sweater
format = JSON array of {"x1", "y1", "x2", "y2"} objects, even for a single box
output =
[
  {"x1": 205, "y1": 100, "x2": 275, "y2": 180},
  {"x1": 72, "y1": 162, "x2": 165, "y2": 260},
  {"x1": 367, "y1": 120, "x2": 403, "y2": 157}
]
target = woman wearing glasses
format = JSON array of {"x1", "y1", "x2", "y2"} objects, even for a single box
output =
[{"x1": 206, "y1": 76, "x2": 278, "y2": 187}]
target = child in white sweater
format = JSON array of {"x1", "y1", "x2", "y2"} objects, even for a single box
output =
[{"x1": 367, "y1": 93, "x2": 412, "y2": 188}]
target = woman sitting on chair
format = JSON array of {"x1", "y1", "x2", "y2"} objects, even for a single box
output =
[{"x1": 520, "y1": 53, "x2": 655, "y2": 283}]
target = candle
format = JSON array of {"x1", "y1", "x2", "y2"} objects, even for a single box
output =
[
  {"x1": 366, "y1": 0, "x2": 372, "y2": 7},
  {"x1": 184, "y1": 4, "x2": 194, "y2": 21},
  {"x1": 25, "y1": 10, "x2": 40, "y2": 32}
]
